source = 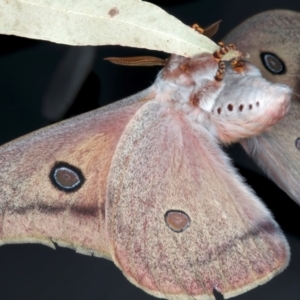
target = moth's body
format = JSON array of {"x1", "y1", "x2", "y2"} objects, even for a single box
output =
[
  {"x1": 0, "y1": 52, "x2": 291, "y2": 299},
  {"x1": 154, "y1": 54, "x2": 289, "y2": 144}
]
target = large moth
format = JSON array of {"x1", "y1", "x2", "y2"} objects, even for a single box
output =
[{"x1": 0, "y1": 30, "x2": 292, "y2": 300}]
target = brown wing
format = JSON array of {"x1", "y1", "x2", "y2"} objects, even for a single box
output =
[
  {"x1": 0, "y1": 88, "x2": 152, "y2": 258},
  {"x1": 224, "y1": 10, "x2": 300, "y2": 205},
  {"x1": 107, "y1": 100, "x2": 289, "y2": 299}
]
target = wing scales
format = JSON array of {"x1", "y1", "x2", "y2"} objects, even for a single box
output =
[
  {"x1": 0, "y1": 90, "x2": 149, "y2": 257},
  {"x1": 107, "y1": 101, "x2": 289, "y2": 299}
]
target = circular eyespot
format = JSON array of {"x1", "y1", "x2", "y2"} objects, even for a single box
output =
[
  {"x1": 49, "y1": 162, "x2": 85, "y2": 193},
  {"x1": 260, "y1": 52, "x2": 285, "y2": 75},
  {"x1": 165, "y1": 210, "x2": 190, "y2": 233}
]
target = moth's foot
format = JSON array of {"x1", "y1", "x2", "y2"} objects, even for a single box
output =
[
  {"x1": 192, "y1": 23, "x2": 204, "y2": 34},
  {"x1": 192, "y1": 21, "x2": 222, "y2": 38}
]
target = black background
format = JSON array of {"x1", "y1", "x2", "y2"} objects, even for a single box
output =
[{"x1": 0, "y1": 0, "x2": 300, "y2": 299}]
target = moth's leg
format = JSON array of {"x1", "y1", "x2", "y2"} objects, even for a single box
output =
[{"x1": 215, "y1": 61, "x2": 226, "y2": 81}]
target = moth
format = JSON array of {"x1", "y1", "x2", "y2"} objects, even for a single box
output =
[
  {"x1": 0, "y1": 39, "x2": 292, "y2": 300},
  {"x1": 224, "y1": 9, "x2": 300, "y2": 205}
]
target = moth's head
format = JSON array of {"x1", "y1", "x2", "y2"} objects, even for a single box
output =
[
  {"x1": 156, "y1": 53, "x2": 224, "y2": 115},
  {"x1": 161, "y1": 53, "x2": 219, "y2": 85}
]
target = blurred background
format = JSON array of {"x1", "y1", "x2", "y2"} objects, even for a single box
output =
[{"x1": 0, "y1": 0, "x2": 300, "y2": 299}]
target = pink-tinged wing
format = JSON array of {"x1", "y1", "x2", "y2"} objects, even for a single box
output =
[
  {"x1": 224, "y1": 10, "x2": 300, "y2": 204},
  {"x1": 0, "y1": 87, "x2": 152, "y2": 257},
  {"x1": 107, "y1": 100, "x2": 289, "y2": 300}
]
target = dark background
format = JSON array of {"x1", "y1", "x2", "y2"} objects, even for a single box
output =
[{"x1": 0, "y1": 0, "x2": 300, "y2": 299}]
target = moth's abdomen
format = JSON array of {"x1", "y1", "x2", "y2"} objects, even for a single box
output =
[{"x1": 211, "y1": 66, "x2": 291, "y2": 144}]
